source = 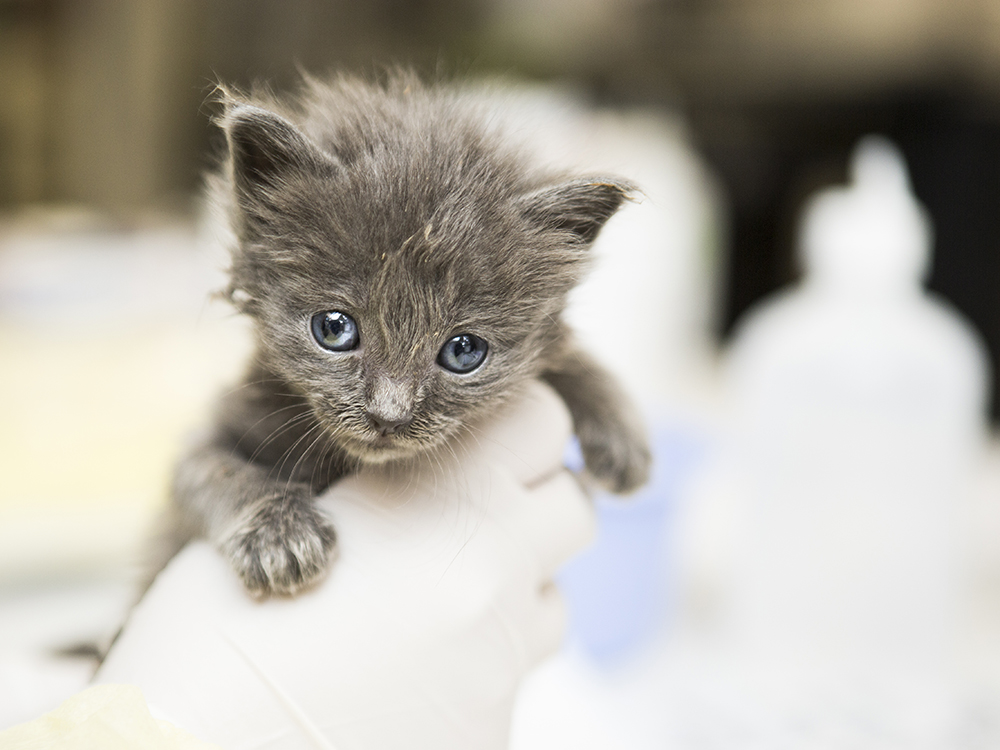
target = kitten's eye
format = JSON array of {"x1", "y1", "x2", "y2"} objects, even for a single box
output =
[
  {"x1": 311, "y1": 311, "x2": 359, "y2": 351},
  {"x1": 437, "y1": 334, "x2": 488, "y2": 373}
]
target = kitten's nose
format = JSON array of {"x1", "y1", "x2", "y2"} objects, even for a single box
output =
[
  {"x1": 366, "y1": 376, "x2": 415, "y2": 436},
  {"x1": 366, "y1": 411, "x2": 412, "y2": 436}
]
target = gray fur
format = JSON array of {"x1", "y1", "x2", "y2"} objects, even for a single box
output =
[{"x1": 171, "y1": 72, "x2": 651, "y2": 596}]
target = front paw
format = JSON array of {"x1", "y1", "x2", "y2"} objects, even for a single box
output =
[
  {"x1": 223, "y1": 495, "x2": 336, "y2": 596},
  {"x1": 579, "y1": 420, "x2": 652, "y2": 495}
]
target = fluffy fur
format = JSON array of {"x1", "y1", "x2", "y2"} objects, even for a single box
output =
[{"x1": 169, "y1": 72, "x2": 651, "y2": 596}]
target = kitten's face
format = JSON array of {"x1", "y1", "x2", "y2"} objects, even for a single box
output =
[
  {"x1": 263, "y1": 292, "x2": 542, "y2": 464},
  {"x1": 218, "y1": 86, "x2": 629, "y2": 463},
  {"x1": 243, "y1": 185, "x2": 565, "y2": 464}
]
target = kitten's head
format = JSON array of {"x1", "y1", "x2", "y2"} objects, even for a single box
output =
[{"x1": 212, "y1": 75, "x2": 632, "y2": 463}]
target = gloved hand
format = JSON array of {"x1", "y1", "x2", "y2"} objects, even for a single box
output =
[{"x1": 95, "y1": 380, "x2": 595, "y2": 750}]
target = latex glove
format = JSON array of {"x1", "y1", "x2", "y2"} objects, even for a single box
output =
[{"x1": 95, "y1": 380, "x2": 595, "y2": 750}]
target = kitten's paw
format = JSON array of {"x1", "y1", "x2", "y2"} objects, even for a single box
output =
[
  {"x1": 579, "y1": 421, "x2": 652, "y2": 495},
  {"x1": 223, "y1": 495, "x2": 336, "y2": 596}
]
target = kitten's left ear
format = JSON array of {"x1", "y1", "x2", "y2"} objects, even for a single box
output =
[{"x1": 519, "y1": 177, "x2": 636, "y2": 244}]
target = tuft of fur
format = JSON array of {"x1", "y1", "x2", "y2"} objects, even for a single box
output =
[{"x1": 171, "y1": 72, "x2": 651, "y2": 596}]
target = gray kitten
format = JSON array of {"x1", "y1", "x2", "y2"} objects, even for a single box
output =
[{"x1": 171, "y1": 73, "x2": 651, "y2": 596}]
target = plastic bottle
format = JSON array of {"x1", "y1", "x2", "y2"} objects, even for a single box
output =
[{"x1": 725, "y1": 136, "x2": 989, "y2": 680}]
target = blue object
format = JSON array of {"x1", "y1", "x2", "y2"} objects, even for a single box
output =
[{"x1": 557, "y1": 421, "x2": 704, "y2": 664}]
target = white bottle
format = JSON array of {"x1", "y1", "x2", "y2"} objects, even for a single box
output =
[{"x1": 725, "y1": 136, "x2": 989, "y2": 680}]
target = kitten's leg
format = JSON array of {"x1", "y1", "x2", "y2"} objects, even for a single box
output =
[
  {"x1": 172, "y1": 441, "x2": 337, "y2": 596},
  {"x1": 543, "y1": 346, "x2": 651, "y2": 494},
  {"x1": 170, "y1": 375, "x2": 342, "y2": 596}
]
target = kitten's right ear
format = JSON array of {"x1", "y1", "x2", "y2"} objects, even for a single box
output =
[
  {"x1": 519, "y1": 177, "x2": 635, "y2": 245},
  {"x1": 223, "y1": 103, "x2": 338, "y2": 201}
]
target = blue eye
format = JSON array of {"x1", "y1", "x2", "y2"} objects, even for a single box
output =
[
  {"x1": 437, "y1": 334, "x2": 488, "y2": 373},
  {"x1": 311, "y1": 311, "x2": 359, "y2": 351}
]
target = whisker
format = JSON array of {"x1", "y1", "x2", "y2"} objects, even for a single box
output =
[
  {"x1": 237, "y1": 403, "x2": 313, "y2": 447},
  {"x1": 267, "y1": 421, "x2": 326, "y2": 488},
  {"x1": 284, "y1": 428, "x2": 331, "y2": 498},
  {"x1": 244, "y1": 411, "x2": 318, "y2": 465}
]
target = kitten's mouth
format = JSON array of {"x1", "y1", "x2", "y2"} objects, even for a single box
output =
[{"x1": 317, "y1": 408, "x2": 456, "y2": 465}]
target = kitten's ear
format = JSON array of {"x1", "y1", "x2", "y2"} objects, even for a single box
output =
[
  {"x1": 519, "y1": 177, "x2": 635, "y2": 244},
  {"x1": 223, "y1": 103, "x2": 337, "y2": 198}
]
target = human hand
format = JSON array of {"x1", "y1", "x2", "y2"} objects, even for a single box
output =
[{"x1": 95, "y1": 380, "x2": 595, "y2": 750}]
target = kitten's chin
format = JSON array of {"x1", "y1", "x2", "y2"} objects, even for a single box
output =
[
  {"x1": 339, "y1": 434, "x2": 443, "y2": 465},
  {"x1": 351, "y1": 444, "x2": 412, "y2": 464}
]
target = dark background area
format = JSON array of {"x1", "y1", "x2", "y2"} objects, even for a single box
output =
[{"x1": 3, "y1": 0, "x2": 1000, "y2": 415}]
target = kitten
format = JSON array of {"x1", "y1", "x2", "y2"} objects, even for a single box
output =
[{"x1": 170, "y1": 72, "x2": 651, "y2": 596}]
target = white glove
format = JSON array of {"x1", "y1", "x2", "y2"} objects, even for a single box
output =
[{"x1": 95, "y1": 380, "x2": 595, "y2": 750}]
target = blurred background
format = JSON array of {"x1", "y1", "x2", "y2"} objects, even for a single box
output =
[
  {"x1": 5, "y1": 0, "x2": 1000, "y2": 379},
  {"x1": 5, "y1": 0, "x2": 1000, "y2": 746}
]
